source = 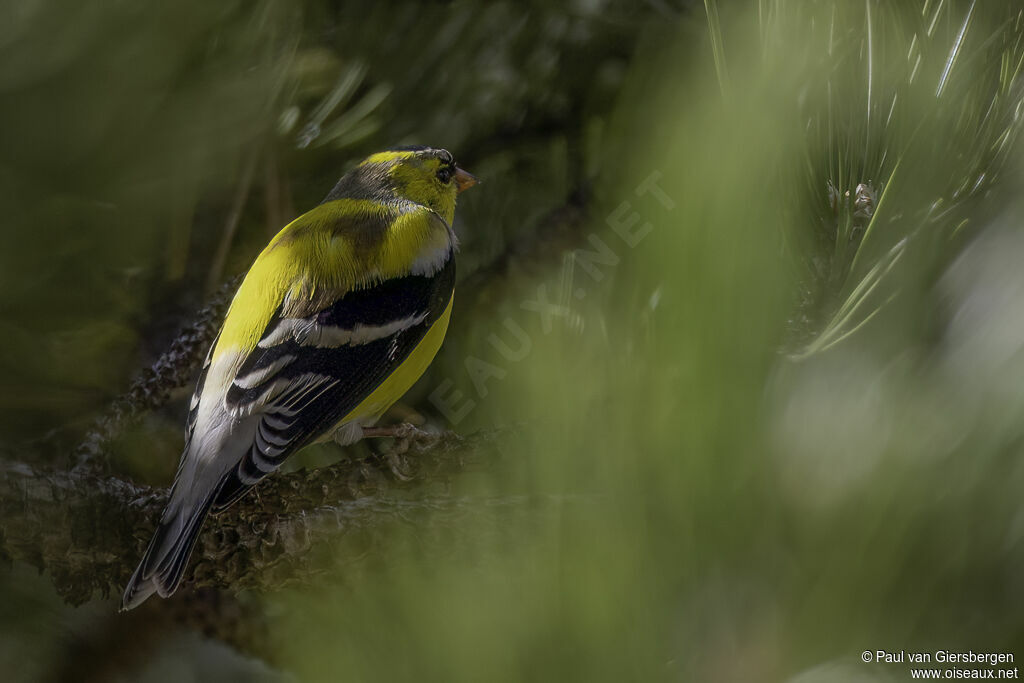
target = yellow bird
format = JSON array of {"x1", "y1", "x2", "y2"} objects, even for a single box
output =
[{"x1": 122, "y1": 146, "x2": 477, "y2": 609}]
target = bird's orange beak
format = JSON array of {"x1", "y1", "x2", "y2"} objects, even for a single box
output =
[{"x1": 454, "y1": 167, "x2": 479, "y2": 194}]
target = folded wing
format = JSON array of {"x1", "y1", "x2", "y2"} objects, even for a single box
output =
[{"x1": 212, "y1": 257, "x2": 455, "y2": 510}]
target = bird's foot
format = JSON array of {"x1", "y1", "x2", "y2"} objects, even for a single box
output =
[
  {"x1": 363, "y1": 423, "x2": 456, "y2": 480},
  {"x1": 383, "y1": 451, "x2": 414, "y2": 481}
]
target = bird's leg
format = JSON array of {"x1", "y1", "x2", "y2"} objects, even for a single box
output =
[
  {"x1": 361, "y1": 423, "x2": 439, "y2": 481},
  {"x1": 361, "y1": 423, "x2": 429, "y2": 441}
]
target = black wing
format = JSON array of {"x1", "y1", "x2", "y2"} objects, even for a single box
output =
[{"x1": 212, "y1": 257, "x2": 455, "y2": 511}]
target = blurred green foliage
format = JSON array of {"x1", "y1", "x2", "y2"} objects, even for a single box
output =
[
  {"x1": 274, "y1": 2, "x2": 1024, "y2": 681},
  {"x1": 0, "y1": 0, "x2": 641, "y2": 453},
  {"x1": 0, "y1": 0, "x2": 295, "y2": 442},
  {"x1": 3, "y1": 0, "x2": 1024, "y2": 681}
]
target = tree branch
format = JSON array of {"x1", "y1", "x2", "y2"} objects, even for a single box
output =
[{"x1": 2, "y1": 430, "x2": 505, "y2": 607}]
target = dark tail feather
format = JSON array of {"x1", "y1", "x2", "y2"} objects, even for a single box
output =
[
  {"x1": 120, "y1": 493, "x2": 215, "y2": 611},
  {"x1": 210, "y1": 467, "x2": 257, "y2": 514}
]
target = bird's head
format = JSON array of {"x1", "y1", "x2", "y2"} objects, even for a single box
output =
[{"x1": 350, "y1": 146, "x2": 477, "y2": 224}]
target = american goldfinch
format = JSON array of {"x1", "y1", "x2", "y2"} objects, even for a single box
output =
[{"x1": 122, "y1": 146, "x2": 477, "y2": 610}]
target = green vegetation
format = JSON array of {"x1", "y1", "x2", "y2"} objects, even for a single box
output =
[{"x1": 2, "y1": 1, "x2": 1023, "y2": 681}]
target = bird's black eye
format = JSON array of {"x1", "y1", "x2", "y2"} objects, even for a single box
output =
[{"x1": 437, "y1": 166, "x2": 453, "y2": 184}]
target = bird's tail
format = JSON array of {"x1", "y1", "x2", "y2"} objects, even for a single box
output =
[{"x1": 120, "y1": 486, "x2": 216, "y2": 611}]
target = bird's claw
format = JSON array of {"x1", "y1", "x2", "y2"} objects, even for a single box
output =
[
  {"x1": 363, "y1": 422, "x2": 456, "y2": 480},
  {"x1": 384, "y1": 451, "x2": 414, "y2": 481}
]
